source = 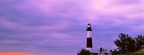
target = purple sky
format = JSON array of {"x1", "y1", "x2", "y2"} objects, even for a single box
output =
[{"x1": 0, "y1": 0, "x2": 144, "y2": 55}]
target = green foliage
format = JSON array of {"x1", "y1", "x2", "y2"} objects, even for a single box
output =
[
  {"x1": 114, "y1": 33, "x2": 144, "y2": 54},
  {"x1": 77, "y1": 49, "x2": 91, "y2": 55}
]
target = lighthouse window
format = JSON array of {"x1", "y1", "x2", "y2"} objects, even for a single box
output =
[{"x1": 88, "y1": 25, "x2": 90, "y2": 27}]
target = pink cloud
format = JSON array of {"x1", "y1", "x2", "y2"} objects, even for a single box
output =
[{"x1": 0, "y1": 18, "x2": 71, "y2": 33}]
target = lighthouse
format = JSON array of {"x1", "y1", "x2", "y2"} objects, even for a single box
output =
[{"x1": 86, "y1": 23, "x2": 93, "y2": 52}]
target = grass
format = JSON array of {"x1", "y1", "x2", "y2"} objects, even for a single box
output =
[
  {"x1": 119, "y1": 52, "x2": 144, "y2": 55},
  {"x1": 119, "y1": 48, "x2": 144, "y2": 55}
]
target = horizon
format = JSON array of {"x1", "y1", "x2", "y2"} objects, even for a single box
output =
[{"x1": 1, "y1": 0, "x2": 144, "y2": 55}]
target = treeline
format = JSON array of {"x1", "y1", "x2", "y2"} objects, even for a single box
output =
[
  {"x1": 114, "y1": 33, "x2": 144, "y2": 54},
  {"x1": 77, "y1": 49, "x2": 90, "y2": 55}
]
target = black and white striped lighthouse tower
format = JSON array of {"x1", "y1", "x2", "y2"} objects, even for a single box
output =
[{"x1": 86, "y1": 23, "x2": 93, "y2": 52}]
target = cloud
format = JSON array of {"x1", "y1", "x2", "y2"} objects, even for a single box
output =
[{"x1": 1, "y1": 0, "x2": 144, "y2": 55}]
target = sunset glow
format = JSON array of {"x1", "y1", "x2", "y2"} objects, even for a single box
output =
[{"x1": 0, "y1": 52, "x2": 30, "y2": 55}]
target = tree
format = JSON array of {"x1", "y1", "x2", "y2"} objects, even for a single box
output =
[
  {"x1": 135, "y1": 35, "x2": 144, "y2": 51},
  {"x1": 114, "y1": 33, "x2": 144, "y2": 54},
  {"x1": 110, "y1": 50, "x2": 113, "y2": 53},
  {"x1": 114, "y1": 33, "x2": 135, "y2": 53},
  {"x1": 77, "y1": 49, "x2": 91, "y2": 55},
  {"x1": 112, "y1": 49, "x2": 119, "y2": 54},
  {"x1": 99, "y1": 47, "x2": 103, "y2": 53}
]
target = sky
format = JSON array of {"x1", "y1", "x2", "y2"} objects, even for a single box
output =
[{"x1": 0, "y1": 0, "x2": 144, "y2": 55}]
